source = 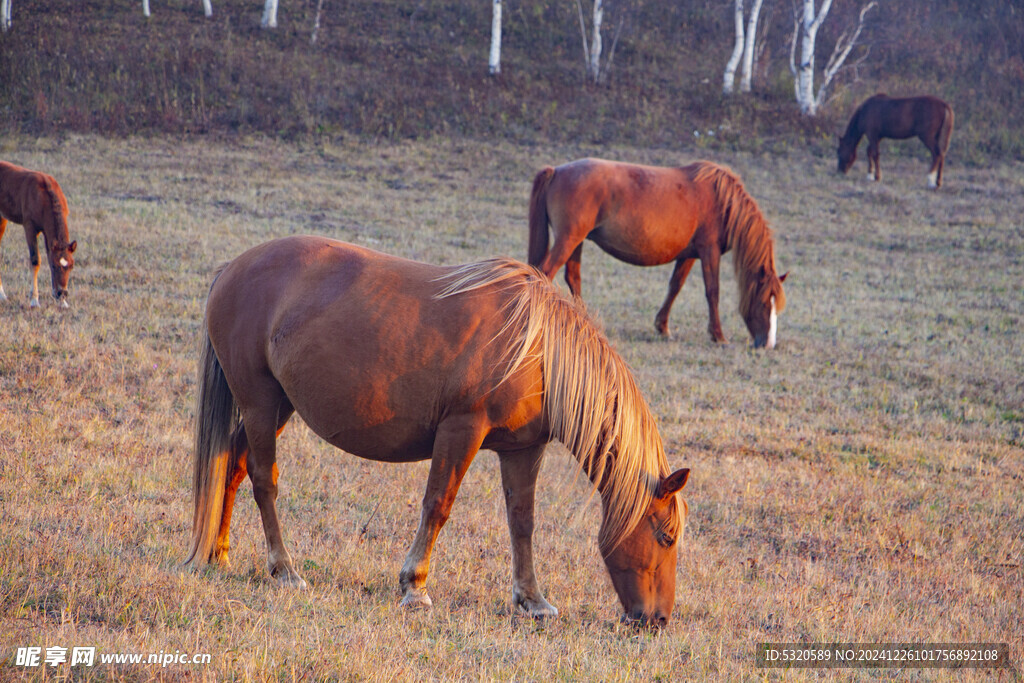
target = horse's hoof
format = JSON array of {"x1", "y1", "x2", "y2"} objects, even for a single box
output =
[
  {"x1": 59, "y1": 299, "x2": 69, "y2": 309},
  {"x1": 29, "y1": 298, "x2": 39, "y2": 308},
  {"x1": 515, "y1": 596, "x2": 559, "y2": 619},
  {"x1": 274, "y1": 571, "x2": 308, "y2": 590},
  {"x1": 400, "y1": 588, "x2": 433, "y2": 610}
]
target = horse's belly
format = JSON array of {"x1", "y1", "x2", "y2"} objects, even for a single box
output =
[{"x1": 590, "y1": 224, "x2": 693, "y2": 266}]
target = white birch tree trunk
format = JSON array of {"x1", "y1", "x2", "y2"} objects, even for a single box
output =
[
  {"x1": 311, "y1": 0, "x2": 325, "y2": 45},
  {"x1": 722, "y1": 0, "x2": 744, "y2": 95},
  {"x1": 142, "y1": 0, "x2": 151, "y2": 17},
  {"x1": 202, "y1": 0, "x2": 213, "y2": 18},
  {"x1": 588, "y1": 0, "x2": 604, "y2": 83},
  {"x1": 813, "y1": 1, "x2": 877, "y2": 110},
  {"x1": 489, "y1": 0, "x2": 502, "y2": 75},
  {"x1": 1, "y1": 0, "x2": 12, "y2": 32},
  {"x1": 794, "y1": 0, "x2": 832, "y2": 115},
  {"x1": 739, "y1": 0, "x2": 764, "y2": 93},
  {"x1": 261, "y1": 0, "x2": 278, "y2": 28}
]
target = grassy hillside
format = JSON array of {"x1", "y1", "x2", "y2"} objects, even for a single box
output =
[
  {"x1": 0, "y1": 134, "x2": 1021, "y2": 679},
  {"x1": 1, "y1": 0, "x2": 1022, "y2": 161}
]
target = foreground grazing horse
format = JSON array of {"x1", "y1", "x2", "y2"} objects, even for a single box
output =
[
  {"x1": 0, "y1": 161, "x2": 77, "y2": 307},
  {"x1": 837, "y1": 94, "x2": 954, "y2": 188},
  {"x1": 528, "y1": 159, "x2": 787, "y2": 348},
  {"x1": 185, "y1": 235, "x2": 691, "y2": 627},
  {"x1": 0, "y1": 160, "x2": 76, "y2": 307}
]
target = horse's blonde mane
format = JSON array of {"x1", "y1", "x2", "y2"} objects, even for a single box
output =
[
  {"x1": 691, "y1": 161, "x2": 786, "y2": 317},
  {"x1": 437, "y1": 259, "x2": 681, "y2": 551},
  {"x1": 42, "y1": 176, "x2": 71, "y2": 247}
]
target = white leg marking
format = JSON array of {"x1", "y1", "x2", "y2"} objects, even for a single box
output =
[
  {"x1": 767, "y1": 297, "x2": 777, "y2": 350},
  {"x1": 927, "y1": 171, "x2": 938, "y2": 188},
  {"x1": 0, "y1": 284, "x2": 6, "y2": 301},
  {"x1": 867, "y1": 173, "x2": 877, "y2": 182}
]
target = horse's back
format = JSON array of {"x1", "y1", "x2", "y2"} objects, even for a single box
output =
[
  {"x1": 0, "y1": 161, "x2": 58, "y2": 224},
  {"x1": 546, "y1": 159, "x2": 705, "y2": 265},
  {"x1": 206, "y1": 236, "x2": 544, "y2": 460}
]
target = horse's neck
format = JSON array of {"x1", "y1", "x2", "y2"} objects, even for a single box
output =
[{"x1": 842, "y1": 112, "x2": 865, "y2": 144}]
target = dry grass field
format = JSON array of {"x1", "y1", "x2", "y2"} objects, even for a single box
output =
[{"x1": 1, "y1": 134, "x2": 1022, "y2": 681}]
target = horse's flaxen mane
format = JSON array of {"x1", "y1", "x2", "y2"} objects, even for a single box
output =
[
  {"x1": 436, "y1": 259, "x2": 681, "y2": 552},
  {"x1": 691, "y1": 161, "x2": 786, "y2": 317},
  {"x1": 41, "y1": 176, "x2": 70, "y2": 246}
]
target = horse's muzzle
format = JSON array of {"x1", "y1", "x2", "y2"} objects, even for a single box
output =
[{"x1": 622, "y1": 611, "x2": 670, "y2": 630}]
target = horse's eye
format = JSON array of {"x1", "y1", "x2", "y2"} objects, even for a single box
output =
[{"x1": 656, "y1": 530, "x2": 675, "y2": 548}]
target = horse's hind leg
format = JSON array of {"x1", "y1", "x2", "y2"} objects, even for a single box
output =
[
  {"x1": 213, "y1": 404, "x2": 294, "y2": 568},
  {"x1": 924, "y1": 139, "x2": 943, "y2": 188},
  {"x1": 0, "y1": 217, "x2": 7, "y2": 300},
  {"x1": 399, "y1": 416, "x2": 486, "y2": 609},
  {"x1": 498, "y1": 445, "x2": 557, "y2": 618},
  {"x1": 655, "y1": 257, "x2": 696, "y2": 338},
  {"x1": 563, "y1": 243, "x2": 583, "y2": 297},
  {"x1": 240, "y1": 395, "x2": 306, "y2": 589}
]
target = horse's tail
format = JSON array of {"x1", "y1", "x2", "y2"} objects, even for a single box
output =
[
  {"x1": 528, "y1": 167, "x2": 556, "y2": 267},
  {"x1": 938, "y1": 103, "x2": 955, "y2": 154},
  {"x1": 183, "y1": 325, "x2": 238, "y2": 569}
]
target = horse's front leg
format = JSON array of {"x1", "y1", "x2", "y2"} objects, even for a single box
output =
[
  {"x1": 867, "y1": 138, "x2": 881, "y2": 182},
  {"x1": 23, "y1": 225, "x2": 41, "y2": 307},
  {"x1": 700, "y1": 249, "x2": 727, "y2": 344},
  {"x1": 399, "y1": 417, "x2": 486, "y2": 609},
  {"x1": 498, "y1": 445, "x2": 557, "y2": 618},
  {"x1": 655, "y1": 257, "x2": 696, "y2": 338}
]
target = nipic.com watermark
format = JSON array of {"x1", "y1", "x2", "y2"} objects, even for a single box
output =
[{"x1": 12, "y1": 645, "x2": 211, "y2": 668}]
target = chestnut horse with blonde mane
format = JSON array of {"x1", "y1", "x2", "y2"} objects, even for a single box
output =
[
  {"x1": 0, "y1": 161, "x2": 77, "y2": 307},
  {"x1": 529, "y1": 159, "x2": 786, "y2": 348},
  {"x1": 837, "y1": 94, "x2": 954, "y2": 188},
  {"x1": 185, "y1": 235, "x2": 690, "y2": 627}
]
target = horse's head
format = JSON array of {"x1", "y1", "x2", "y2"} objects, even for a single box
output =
[
  {"x1": 600, "y1": 468, "x2": 690, "y2": 629},
  {"x1": 837, "y1": 135, "x2": 857, "y2": 174},
  {"x1": 743, "y1": 269, "x2": 787, "y2": 349},
  {"x1": 47, "y1": 239, "x2": 77, "y2": 307}
]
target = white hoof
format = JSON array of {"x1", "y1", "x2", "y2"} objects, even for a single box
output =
[
  {"x1": 400, "y1": 588, "x2": 433, "y2": 610},
  {"x1": 60, "y1": 298, "x2": 69, "y2": 309},
  {"x1": 0, "y1": 287, "x2": 7, "y2": 301},
  {"x1": 29, "y1": 298, "x2": 40, "y2": 308}
]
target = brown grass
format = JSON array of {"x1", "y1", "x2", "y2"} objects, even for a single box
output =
[{"x1": 1, "y1": 134, "x2": 1022, "y2": 680}]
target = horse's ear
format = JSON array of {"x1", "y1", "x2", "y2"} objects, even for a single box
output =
[
  {"x1": 779, "y1": 271, "x2": 788, "y2": 283},
  {"x1": 69, "y1": 241, "x2": 77, "y2": 253},
  {"x1": 658, "y1": 468, "x2": 690, "y2": 499}
]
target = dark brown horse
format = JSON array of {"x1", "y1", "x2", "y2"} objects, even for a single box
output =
[
  {"x1": 528, "y1": 158, "x2": 787, "y2": 348},
  {"x1": 837, "y1": 94, "x2": 954, "y2": 188},
  {"x1": 185, "y1": 235, "x2": 691, "y2": 627},
  {"x1": 0, "y1": 161, "x2": 77, "y2": 308}
]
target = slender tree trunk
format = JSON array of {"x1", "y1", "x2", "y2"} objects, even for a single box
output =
[
  {"x1": 489, "y1": 0, "x2": 502, "y2": 75},
  {"x1": 261, "y1": 0, "x2": 278, "y2": 28},
  {"x1": 588, "y1": 0, "x2": 604, "y2": 83},
  {"x1": 723, "y1": 0, "x2": 744, "y2": 95},
  {"x1": 1, "y1": 0, "x2": 12, "y2": 31},
  {"x1": 311, "y1": 0, "x2": 325, "y2": 45},
  {"x1": 795, "y1": 0, "x2": 832, "y2": 115},
  {"x1": 739, "y1": 0, "x2": 764, "y2": 93},
  {"x1": 202, "y1": 0, "x2": 212, "y2": 18}
]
